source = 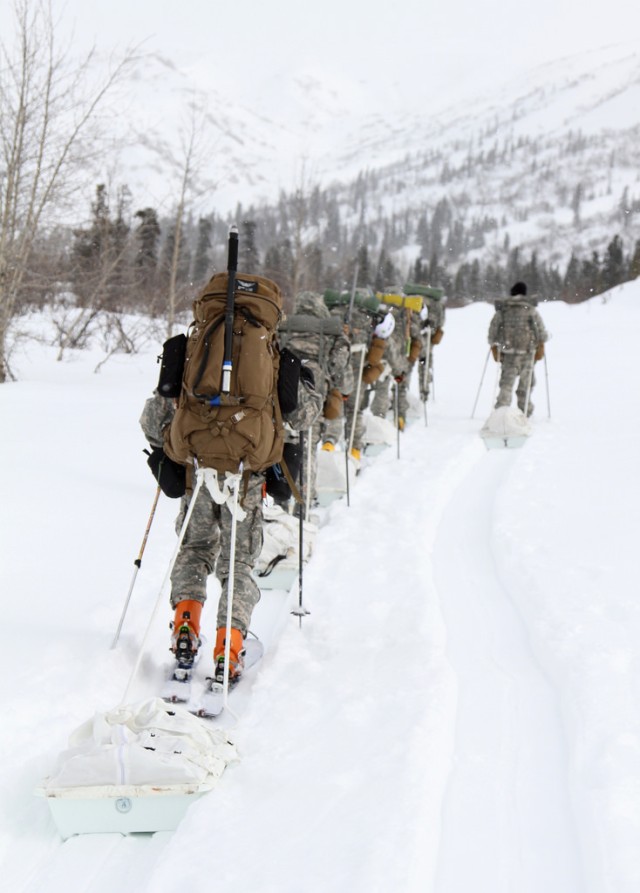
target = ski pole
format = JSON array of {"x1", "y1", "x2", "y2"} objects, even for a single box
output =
[
  {"x1": 470, "y1": 347, "x2": 492, "y2": 419},
  {"x1": 523, "y1": 349, "x2": 535, "y2": 418},
  {"x1": 394, "y1": 380, "x2": 401, "y2": 459},
  {"x1": 121, "y1": 470, "x2": 206, "y2": 704},
  {"x1": 422, "y1": 327, "x2": 432, "y2": 427},
  {"x1": 221, "y1": 469, "x2": 242, "y2": 715},
  {"x1": 111, "y1": 484, "x2": 162, "y2": 649},
  {"x1": 544, "y1": 352, "x2": 551, "y2": 418},
  {"x1": 292, "y1": 429, "x2": 310, "y2": 625},
  {"x1": 221, "y1": 225, "x2": 239, "y2": 394},
  {"x1": 345, "y1": 343, "x2": 367, "y2": 507},
  {"x1": 305, "y1": 425, "x2": 313, "y2": 523},
  {"x1": 345, "y1": 262, "x2": 360, "y2": 328},
  {"x1": 345, "y1": 440, "x2": 351, "y2": 507}
]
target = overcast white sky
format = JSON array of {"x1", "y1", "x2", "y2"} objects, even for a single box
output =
[
  {"x1": 2, "y1": 0, "x2": 639, "y2": 214},
  {"x1": 3, "y1": 0, "x2": 640, "y2": 112}
]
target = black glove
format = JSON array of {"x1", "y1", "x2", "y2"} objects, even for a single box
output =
[{"x1": 144, "y1": 447, "x2": 186, "y2": 498}]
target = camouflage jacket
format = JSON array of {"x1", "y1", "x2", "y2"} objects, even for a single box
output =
[{"x1": 488, "y1": 298, "x2": 549, "y2": 355}]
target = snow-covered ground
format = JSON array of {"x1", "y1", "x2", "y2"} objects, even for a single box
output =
[{"x1": 1, "y1": 281, "x2": 639, "y2": 892}]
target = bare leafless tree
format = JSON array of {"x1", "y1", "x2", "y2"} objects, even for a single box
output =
[
  {"x1": 0, "y1": 0, "x2": 137, "y2": 381},
  {"x1": 139, "y1": 94, "x2": 217, "y2": 338}
]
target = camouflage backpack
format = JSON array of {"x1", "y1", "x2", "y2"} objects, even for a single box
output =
[
  {"x1": 493, "y1": 298, "x2": 539, "y2": 354},
  {"x1": 164, "y1": 272, "x2": 285, "y2": 475},
  {"x1": 278, "y1": 291, "x2": 344, "y2": 375}
]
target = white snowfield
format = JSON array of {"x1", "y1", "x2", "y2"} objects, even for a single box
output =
[{"x1": 1, "y1": 281, "x2": 639, "y2": 892}]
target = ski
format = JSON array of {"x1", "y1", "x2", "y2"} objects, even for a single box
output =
[
  {"x1": 189, "y1": 636, "x2": 264, "y2": 719},
  {"x1": 191, "y1": 677, "x2": 235, "y2": 718},
  {"x1": 161, "y1": 638, "x2": 204, "y2": 704},
  {"x1": 161, "y1": 661, "x2": 196, "y2": 703}
]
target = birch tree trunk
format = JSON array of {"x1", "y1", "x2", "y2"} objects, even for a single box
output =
[{"x1": 0, "y1": 0, "x2": 135, "y2": 381}]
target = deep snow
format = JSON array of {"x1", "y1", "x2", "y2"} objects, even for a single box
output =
[{"x1": 1, "y1": 281, "x2": 640, "y2": 892}]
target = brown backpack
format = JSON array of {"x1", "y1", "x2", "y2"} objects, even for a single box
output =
[{"x1": 164, "y1": 272, "x2": 285, "y2": 475}]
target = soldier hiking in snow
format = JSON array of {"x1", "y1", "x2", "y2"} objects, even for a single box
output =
[
  {"x1": 277, "y1": 290, "x2": 352, "y2": 503},
  {"x1": 140, "y1": 260, "x2": 322, "y2": 705},
  {"x1": 321, "y1": 298, "x2": 395, "y2": 461},
  {"x1": 488, "y1": 281, "x2": 549, "y2": 417},
  {"x1": 412, "y1": 285, "x2": 446, "y2": 402},
  {"x1": 369, "y1": 298, "x2": 422, "y2": 430}
]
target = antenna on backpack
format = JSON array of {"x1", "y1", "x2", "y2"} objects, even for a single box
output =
[{"x1": 221, "y1": 225, "x2": 239, "y2": 394}]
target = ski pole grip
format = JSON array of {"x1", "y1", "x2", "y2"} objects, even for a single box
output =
[{"x1": 227, "y1": 225, "x2": 239, "y2": 272}]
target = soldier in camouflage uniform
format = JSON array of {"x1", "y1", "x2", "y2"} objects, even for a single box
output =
[
  {"x1": 322, "y1": 303, "x2": 394, "y2": 459},
  {"x1": 419, "y1": 293, "x2": 446, "y2": 402},
  {"x1": 139, "y1": 356, "x2": 322, "y2": 680},
  {"x1": 370, "y1": 302, "x2": 423, "y2": 429},
  {"x1": 488, "y1": 281, "x2": 549, "y2": 417},
  {"x1": 278, "y1": 291, "x2": 353, "y2": 501}
]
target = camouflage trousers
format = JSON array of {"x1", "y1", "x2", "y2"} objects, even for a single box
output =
[
  {"x1": 170, "y1": 472, "x2": 264, "y2": 636},
  {"x1": 369, "y1": 372, "x2": 411, "y2": 421},
  {"x1": 322, "y1": 353, "x2": 368, "y2": 451},
  {"x1": 496, "y1": 353, "x2": 536, "y2": 415},
  {"x1": 418, "y1": 352, "x2": 433, "y2": 401}
]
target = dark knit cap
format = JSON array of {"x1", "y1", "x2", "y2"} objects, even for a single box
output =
[{"x1": 510, "y1": 281, "x2": 527, "y2": 296}]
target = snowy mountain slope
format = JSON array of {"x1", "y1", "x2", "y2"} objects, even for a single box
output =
[
  {"x1": 1, "y1": 281, "x2": 640, "y2": 891},
  {"x1": 109, "y1": 43, "x2": 640, "y2": 266},
  {"x1": 320, "y1": 44, "x2": 640, "y2": 270}
]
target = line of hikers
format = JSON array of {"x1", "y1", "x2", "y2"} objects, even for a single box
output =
[{"x1": 138, "y1": 264, "x2": 548, "y2": 686}]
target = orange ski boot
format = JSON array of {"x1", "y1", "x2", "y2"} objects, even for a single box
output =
[
  {"x1": 171, "y1": 599, "x2": 202, "y2": 668},
  {"x1": 213, "y1": 627, "x2": 246, "y2": 683}
]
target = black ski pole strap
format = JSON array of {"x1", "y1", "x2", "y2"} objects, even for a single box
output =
[{"x1": 256, "y1": 553, "x2": 287, "y2": 578}]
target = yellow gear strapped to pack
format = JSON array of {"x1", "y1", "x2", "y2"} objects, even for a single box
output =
[{"x1": 375, "y1": 292, "x2": 423, "y2": 313}]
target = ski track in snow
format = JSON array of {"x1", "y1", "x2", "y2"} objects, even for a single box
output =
[
  {"x1": 5, "y1": 291, "x2": 640, "y2": 892},
  {"x1": 433, "y1": 450, "x2": 585, "y2": 893}
]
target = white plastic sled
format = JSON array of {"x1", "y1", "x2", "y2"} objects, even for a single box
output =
[
  {"x1": 480, "y1": 406, "x2": 532, "y2": 450},
  {"x1": 36, "y1": 781, "x2": 212, "y2": 839},
  {"x1": 315, "y1": 448, "x2": 348, "y2": 506},
  {"x1": 37, "y1": 698, "x2": 238, "y2": 838},
  {"x1": 253, "y1": 503, "x2": 316, "y2": 589},
  {"x1": 362, "y1": 413, "x2": 395, "y2": 457}
]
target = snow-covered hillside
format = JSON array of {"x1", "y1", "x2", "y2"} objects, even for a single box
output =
[
  {"x1": 1, "y1": 281, "x2": 640, "y2": 892},
  {"x1": 110, "y1": 44, "x2": 640, "y2": 269}
]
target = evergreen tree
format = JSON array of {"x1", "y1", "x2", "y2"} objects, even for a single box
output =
[
  {"x1": 484, "y1": 263, "x2": 505, "y2": 301},
  {"x1": 572, "y1": 183, "x2": 583, "y2": 227},
  {"x1": 134, "y1": 208, "x2": 161, "y2": 293},
  {"x1": 263, "y1": 245, "x2": 282, "y2": 286},
  {"x1": 523, "y1": 251, "x2": 541, "y2": 298},
  {"x1": 506, "y1": 246, "x2": 522, "y2": 285},
  {"x1": 416, "y1": 212, "x2": 430, "y2": 256},
  {"x1": 356, "y1": 245, "x2": 372, "y2": 287},
  {"x1": 374, "y1": 247, "x2": 397, "y2": 292},
  {"x1": 563, "y1": 252, "x2": 581, "y2": 302},
  {"x1": 412, "y1": 257, "x2": 428, "y2": 283},
  {"x1": 453, "y1": 263, "x2": 469, "y2": 303},
  {"x1": 468, "y1": 259, "x2": 481, "y2": 301},
  {"x1": 192, "y1": 216, "x2": 213, "y2": 285},
  {"x1": 629, "y1": 240, "x2": 640, "y2": 280},
  {"x1": 240, "y1": 220, "x2": 259, "y2": 273},
  {"x1": 602, "y1": 234, "x2": 625, "y2": 291},
  {"x1": 71, "y1": 183, "x2": 132, "y2": 311},
  {"x1": 579, "y1": 251, "x2": 601, "y2": 300}
]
